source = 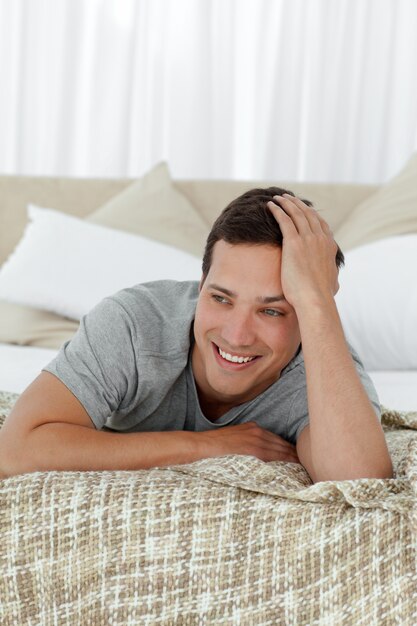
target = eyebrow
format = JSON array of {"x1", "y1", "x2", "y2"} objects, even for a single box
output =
[{"x1": 207, "y1": 283, "x2": 288, "y2": 304}]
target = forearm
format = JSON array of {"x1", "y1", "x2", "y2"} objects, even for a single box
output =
[
  {"x1": 297, "y1": 297, "x2": 393, "y2": 482},
  {"x1": 4, "y1": 423, "x2": 201, "y2": 476}
]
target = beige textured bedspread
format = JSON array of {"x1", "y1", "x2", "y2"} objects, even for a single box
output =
[{"x1": 0, "y1": 390, "x2": 416, "y2": 625}]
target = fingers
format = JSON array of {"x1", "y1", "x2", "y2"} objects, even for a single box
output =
[
  {"x1": 267, "y1": 198, "x2": 299, "y2": 238},
  {"x1": 245, "y1": 422, "x2": 295, "y2": 448},
  {"x1": 223, "y1": 422, "x2": 301, "y2": 464},
  {"x1": 255, "y1": 429, "x2": 300, "y2": 463},
  {"x1": 268, "y1": 194, "x2": 332, "y2": 238},
  {"x1": 261, "y1": 445, "x2": 300, "y2": 464},
  {"x1": 286, "y1": 195, "x2": 333, "y2": 235}
]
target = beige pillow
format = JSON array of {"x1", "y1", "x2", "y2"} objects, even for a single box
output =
[
  {"x1": 0, "y1": 162, "x2": 208, "y2": 348},
  {"x1": 87, "y1": 161, "x2": 209, "y2": 258},
  {"x1": 0, "y1": 300, "x2": 78, "y2": 349},
  {"x1": 335, "y1": 152, "x2": 417, "y2": 251}
]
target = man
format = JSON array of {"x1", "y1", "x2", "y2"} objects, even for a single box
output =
[{"x1": 0, "y1": 188, "x2": 393, "y2": 483}]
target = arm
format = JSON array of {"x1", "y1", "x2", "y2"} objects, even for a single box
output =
[
  {"x1": 268, "y1": 194, "x2": 393, "y2": 483},
  {"x1": 0, "y1": 372, "x2": 300, "y2": 478},
  {"x1": 0, "y1": 372, "x2": 200, "y2": 477},
  {"x1": 295, "y1": 296, "x2": 392, "y2": 482}
]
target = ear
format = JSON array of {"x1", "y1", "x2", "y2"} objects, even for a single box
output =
[{"x1": 334, "y1": 267, "x2": 340, "y2": 295}]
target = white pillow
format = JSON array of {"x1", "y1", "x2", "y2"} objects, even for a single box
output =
[
  {"x1": 335, "y1": 234, "x2": 417, "y2": 371},
  {"x1": 0, "y1": 204, "x2": 203, "y2": 320}
]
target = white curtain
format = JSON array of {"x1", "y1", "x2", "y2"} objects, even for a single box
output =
[{"x1": 0, "y1": 0, "x2": 417, "y2": 182}]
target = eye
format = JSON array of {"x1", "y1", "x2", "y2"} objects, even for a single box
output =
[
  {"x1": 212, "y1": 294, "x2": 230, "y2": 305},
  {"x1": 263, "y1": 308, "x2": 283, "y2": 317}
]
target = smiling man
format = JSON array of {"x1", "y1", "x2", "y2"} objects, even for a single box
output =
[
  {"x1": 192, "y1": 242, "x2": 302, "y2": 420},
  {"x1": 0, "y1": 188, "x2": 393, "y2": 482}
]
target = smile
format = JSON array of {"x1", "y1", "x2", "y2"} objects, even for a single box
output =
[
  {"x1": 218, "y1": 347, "x2": 256, "y2": 363},
  {"x1": 212, "y1": 342, "x2": 261, "y2": 369}
]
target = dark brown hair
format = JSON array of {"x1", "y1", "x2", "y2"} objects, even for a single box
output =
[{"x1": 202, "y1": 187, "x2": 345, "y2": 277}]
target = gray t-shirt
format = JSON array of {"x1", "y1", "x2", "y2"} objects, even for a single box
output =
[{"x1": 43, "y1": 280, "x2": 381, "y2": 444}]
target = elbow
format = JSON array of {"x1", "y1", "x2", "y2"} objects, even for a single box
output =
[
  {"x1": 0, "y1": 434, "x2": 13, "y2": 478},
  {"x1": 309, "y1": 441, "x2": 395, "y2": 483},
  {"x1": 356, "y1": 455, "x2": 395, "y2": 481},
  {"x1": 0, "y1": 456, "x2": 37, "y2": 479},
  {"x1": 376, "y1": 458, "x2": 394, "y2": 480},
  {"x1": 0, "y1": 450, "x2": 17, "y2": 479},
  {"x1": 0, "y1": 435, "x2": 35, "y2": 479},
  {"x1": 0, "y1": 452, "x2": 23, "y2": 479},
  {"x1": 312, "y1": 460, "x2": 394, "y2": 484}
]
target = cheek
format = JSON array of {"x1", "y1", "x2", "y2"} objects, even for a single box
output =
[
  {"x1": 269, "y1": 321, "x2": 300, "y2": 351},
  {"x1": 194, "y1": 304, "x2": 217, "y2": 338}
]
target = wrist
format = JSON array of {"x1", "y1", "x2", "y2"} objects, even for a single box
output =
[
  {"x1": 292, "y1": 291, "x2": 337, "y2": 318},
  {"x1": 184, "y1": 431, "x2": 209, "y2": 463},
  {"x1": 295, "y1": 296, "x2": 348, "y2": 353},
  {"x1": 188, "y1": 430, "x2": 213, "y2": 462}
]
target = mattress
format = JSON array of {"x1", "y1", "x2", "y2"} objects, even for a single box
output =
[
  {"x1": 0, "y1": 343, "x2": 416, "y2": 412},
  {"x1": 367, "y1": 370, "x2": 417, "y2": 412},
  {"x1": 0, "y1": 343, "x2": 58, "y2": 395}
]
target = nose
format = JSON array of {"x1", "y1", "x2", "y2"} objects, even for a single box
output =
[{"x1": 220, "y1": 309, "x2": 256, "y2": 351}]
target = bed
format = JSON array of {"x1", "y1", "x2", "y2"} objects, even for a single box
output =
[{"x1": 1, "y1": 160, "x2": 417, "y2": 625}]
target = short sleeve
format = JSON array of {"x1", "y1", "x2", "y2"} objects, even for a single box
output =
[
  {"x1": 42, "y1": 296, "x2": 138, "y2": 430},
  {"x1": 286, "y1": 389, "x2": 309, "y2": 445},
  {"x1": 349, "y1": 343, "x2": 382, "y2": 421}
]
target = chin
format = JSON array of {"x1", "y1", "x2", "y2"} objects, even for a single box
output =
[{"x1": 207, "y1": 376, "x2": 252, "y2": 404}]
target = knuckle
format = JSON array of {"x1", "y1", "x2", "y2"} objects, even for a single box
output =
[{"x1": 305, "y1": 233, "x2": 316, "y2": 243}]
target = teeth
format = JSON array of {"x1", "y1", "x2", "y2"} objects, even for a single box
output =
[{"x1": 218, "y1": 347, "x2": 256, "y2": 364}]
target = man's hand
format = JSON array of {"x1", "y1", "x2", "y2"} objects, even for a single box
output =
[
  {"x1": 196, "y1": 422, "x2": 300, "y2": 464},
  {"x1": 267, "y1": 194, "x2": 339, "y2": 309}
]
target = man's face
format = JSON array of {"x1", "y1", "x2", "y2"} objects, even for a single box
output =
[{"x1": 192, "y1": 240, "x2": 301, "y2": 417}]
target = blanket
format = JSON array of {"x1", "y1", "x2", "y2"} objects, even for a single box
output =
[{"x1": 0, "y1": 390, "x2": 416, "y2": 625}]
